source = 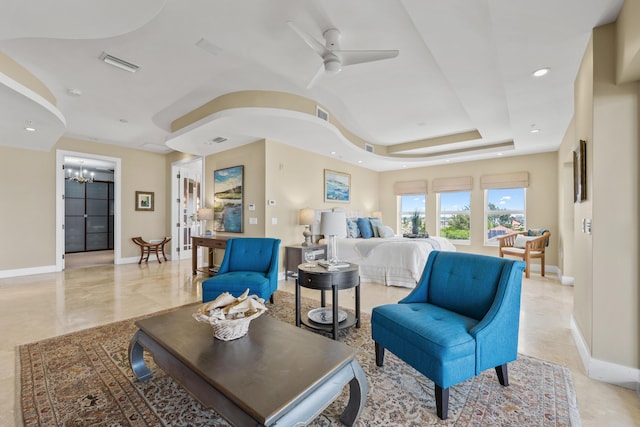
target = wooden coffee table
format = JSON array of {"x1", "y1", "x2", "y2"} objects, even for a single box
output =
[{"x1": 128, "y1": 304, "x2": 367, "y2": 426}]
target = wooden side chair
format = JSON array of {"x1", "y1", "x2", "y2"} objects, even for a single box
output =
[
  {"x1": 496, "y1": 230, "x2": 550, "y2": 278},
  {"x1": 132, "y1": 236, "x2": 171, "y2": 264}
]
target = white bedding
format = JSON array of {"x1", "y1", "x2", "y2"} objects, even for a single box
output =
[{"x1": 336, "y1": 236, "x2": 456, "y2": 288}]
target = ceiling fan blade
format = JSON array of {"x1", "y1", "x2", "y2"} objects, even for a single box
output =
[
  {"x1": 306, "y1": 62, "x2": 325, "y2": 89},
  {"x1": 338, "y1": 50, "x2": 399, "y2": 67},
  {"x1": 287, "y1": 21, "x2": 328, "y2": 57}
]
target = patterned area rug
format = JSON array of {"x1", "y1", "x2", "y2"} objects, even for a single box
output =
[{"x1": 19, "y1": 291, "x2": 580, "y2": 426}]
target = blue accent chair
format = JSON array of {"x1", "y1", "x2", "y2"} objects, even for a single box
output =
[
  {"x1": 371, "y1": 251, "x2": 526, "y2": 420},
  {"x1": 202, "y1": 238, "x2": 281, "y2": 304}
]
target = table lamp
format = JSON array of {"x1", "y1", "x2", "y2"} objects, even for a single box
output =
[
  {"x1": 299, "y1": 208, "x2": 315, "y2": 246},
  {"x1": 320, "y1": 210, "x2": 346, "y2": 264},
  {"x1": 197, "y1": 208, "x2": 214, "y2": 236}
]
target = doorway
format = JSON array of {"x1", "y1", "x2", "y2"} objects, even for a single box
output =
[{"x1": 56, "y1": 150, "x2": 122, "y2": 271}]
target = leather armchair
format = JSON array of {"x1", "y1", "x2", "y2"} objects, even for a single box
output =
[
  {"x1": 371, "y1": 251, "x2": 526, "y2": 420},
  {"x1": 201, "y1": 238, "x2": 281, "y2": 304}
]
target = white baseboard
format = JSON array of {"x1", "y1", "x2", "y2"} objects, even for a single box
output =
[
  {"x1": 0, "y1": 265, "x2": 57, "y2": 279},
  {"x1": 560, "y1": 275, "x2": 575, "y2": 286},
  {"x1": 570, "y1": 315, "x2": 640, "y2": 391}
]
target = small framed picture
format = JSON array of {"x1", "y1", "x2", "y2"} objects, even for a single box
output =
[
  {"x1": 324, "y1": 169, "x2": 351, "y2": 203},
  {"x1": 135, "y1": 191, "x2": 154, "y2": 211}
]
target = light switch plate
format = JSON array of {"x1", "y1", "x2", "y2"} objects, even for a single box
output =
[{"x1": 249, "y1": 217, "x2": 258, "y2": 225}]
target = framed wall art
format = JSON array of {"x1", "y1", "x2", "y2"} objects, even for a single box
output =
[
  {"x1": 135, "y1": 191, "x2": 154, "y2": 211},
  {"x1": 324, "y1": 169, "x2": 351, "y2": 203},
  {"x1": 213, "y1": 165, "x2": 244, "y2": 232},
  {"x1": 573, "y1": 139, "x2": 587, "y2": 203}
]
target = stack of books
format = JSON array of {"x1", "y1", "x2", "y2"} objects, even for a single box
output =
[{"x1": 317, "y1": 261, "x2": 350, "y2": 269}]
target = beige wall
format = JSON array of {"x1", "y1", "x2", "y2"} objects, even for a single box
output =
[
  {"x1": 201, "y1": 138, "x2": 380, "y2": 269},
  {"x1": 263, "y1": 139, "x2": 380, "y2": 249},
  {"x1": 564, "y1": 18, "x2": 639, "y2": 377},
  {"x1": 379, "y1": 152, "x2": 559, "y2": 262},
  {"x1": 0, "y1": 146, "x2": 57, "y2": 269},
  {"x1": 572, "y1": 34, "x2": 596, "y2": 352},
  {"x1": 0, "y1": 137, "x2": 169, "y2": 272},
  {"x1": 592, "y1": 24, "x2": 639, "y2": 367},
  {"x1": 204, "y1": 139, "x2": 267, "y2": 239}
]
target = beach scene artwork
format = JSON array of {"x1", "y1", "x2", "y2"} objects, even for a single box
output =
[
  {"x1": 213, "y1": 165, "x2": 243, "y2": 232},
  {"x1": 324, "y1": 169, "x2": 350, "y2": 203}
]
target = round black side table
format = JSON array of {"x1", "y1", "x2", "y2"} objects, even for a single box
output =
[{"x1": 295, "y1": 263, "x2": 360, "y2": 340}]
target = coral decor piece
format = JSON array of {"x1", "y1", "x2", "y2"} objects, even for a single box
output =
[{"x1": 193, "y1": 289, "x2": 267, "y2": 341}]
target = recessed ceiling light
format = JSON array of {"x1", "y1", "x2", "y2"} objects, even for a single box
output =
[
  {"x1": 497, "y1": 152, "x2": 503, "y2": 156},
  {"x1": 330, "y1": 151, "x2": 337, "y2": 155},
  {"x1": 530, "y1": 128, "x2": 540, "y2": 133},
  {"x1": 532, "y1": 67, "x2": 550, "y2": 77},
  {"x1": 24, "y1": 126, "x2": 36, "y2": 132},
  {"x1": 357, "y1": 160, "x2": 363, "y2": 164}
]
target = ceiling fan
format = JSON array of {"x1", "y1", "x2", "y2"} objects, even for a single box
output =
[{"x1": 287, "y1": 21, "x2": 399, "y2": 88}]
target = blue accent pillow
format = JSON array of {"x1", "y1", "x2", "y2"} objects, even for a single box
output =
[
  {"x1": 357, "y1": 218, "x2": 375, "y2": 239},
  {"x1": 346, "y1": 218, "x2": 360, "y2": 238},
  {"x1": 369, "y1": 218, "x2": 383, "y2": 237}
]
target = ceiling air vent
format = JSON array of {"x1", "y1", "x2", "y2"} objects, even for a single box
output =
[
  {"x1": 100, "y1": 52, "x2": 141, "y2": 73},
  {"x1": 212, "y1": 137, "x2": 227, "y2": 143},
  {"x1": 365, "y1": 143, "x2": 374, "y2": 153},
  {"x1": 316, "y1": 106, "x2": 329, "y2": 121}
]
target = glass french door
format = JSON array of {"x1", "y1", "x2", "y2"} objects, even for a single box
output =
[{"x1": 173, "y1": 161, "x2": 202, "y2": 260}]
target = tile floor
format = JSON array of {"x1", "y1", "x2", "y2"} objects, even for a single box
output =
[{"x1": 1, "y1": 257, "x2": 638, "y2": 426}]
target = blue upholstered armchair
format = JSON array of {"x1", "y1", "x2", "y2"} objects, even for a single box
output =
[
  {"x1": 201, "y1": 238, "x2": 281, "y2": 304},
  {"x1": 371, "y1": 251, "x2": 526, "y2": 420}
]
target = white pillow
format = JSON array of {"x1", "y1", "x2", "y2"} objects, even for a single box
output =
[
  {"x1": 513, "y1": 234, "x2": 536, "y2": 248},
  {"x1": 378, "y1": 225, "x2": 396, "y2": 238}
]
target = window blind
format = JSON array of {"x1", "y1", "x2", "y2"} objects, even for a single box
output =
[
  {"x1": 393, "y1": 180, "x2": 427, "y2": 195},
  {"x1": 480, "y1": 172, "x2": 529, "y2": 189},
  {"x1": 432, "y1": 176, "x2": 473, "y2": 192}
]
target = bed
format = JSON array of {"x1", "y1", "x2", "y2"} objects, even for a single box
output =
[
  {"x1": 313, "y1": 210, "x2": 456, "y2": 288},
  {"x1": 335, "y1": 236, "x2": 456, "y2": 288}
]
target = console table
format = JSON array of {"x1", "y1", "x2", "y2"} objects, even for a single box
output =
[
  {"x1": 296, "y1": 263, "x2": 360, "y2": 340},
  {"x1": 191, "y1": 236, "x2": 228, "y2": 275}
]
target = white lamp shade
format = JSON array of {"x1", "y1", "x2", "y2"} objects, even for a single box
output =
[
  {"x1": 197, "y1": 208, "x2": 214, "y2": 221},
  {"x1": 299, "y1": 208, "x2": 315, "y2": 225},
  {"x1": 320, "y1": 211, "x2": 346, "y2": 236}
]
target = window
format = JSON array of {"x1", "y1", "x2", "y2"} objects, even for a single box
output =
[
  {"x1": 485, "y1": 188, "x2": 526, "y2": 243},
  {"x1": 400, "y1": 193, "x2": 425, "y2": 235},
  {"x1": 437, "y1": 191, "x2": 470, "y2": 242}
]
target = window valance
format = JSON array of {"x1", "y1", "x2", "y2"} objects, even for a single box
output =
[
  {"x1": 393, "y1": 180, "x2": 427, "y2": 195},
  {"x1": 432, "y1": 176, "x2": 473, "y2": 192},
  {"x1": 480, "y1": 172, "x2": 529, "y2": 189}
]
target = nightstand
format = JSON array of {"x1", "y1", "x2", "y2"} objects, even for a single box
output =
[{"x1": 285, "y1": 244, "x2": 327, "y2": 280}]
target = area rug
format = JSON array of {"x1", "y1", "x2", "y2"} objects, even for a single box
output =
[{"x1": 19, "y1": 291, "x2": 580, "y2": 426}]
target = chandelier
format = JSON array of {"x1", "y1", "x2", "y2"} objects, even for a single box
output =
[{"x1": 66, "y1": 162, "x2": 94, "y2": 183}]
